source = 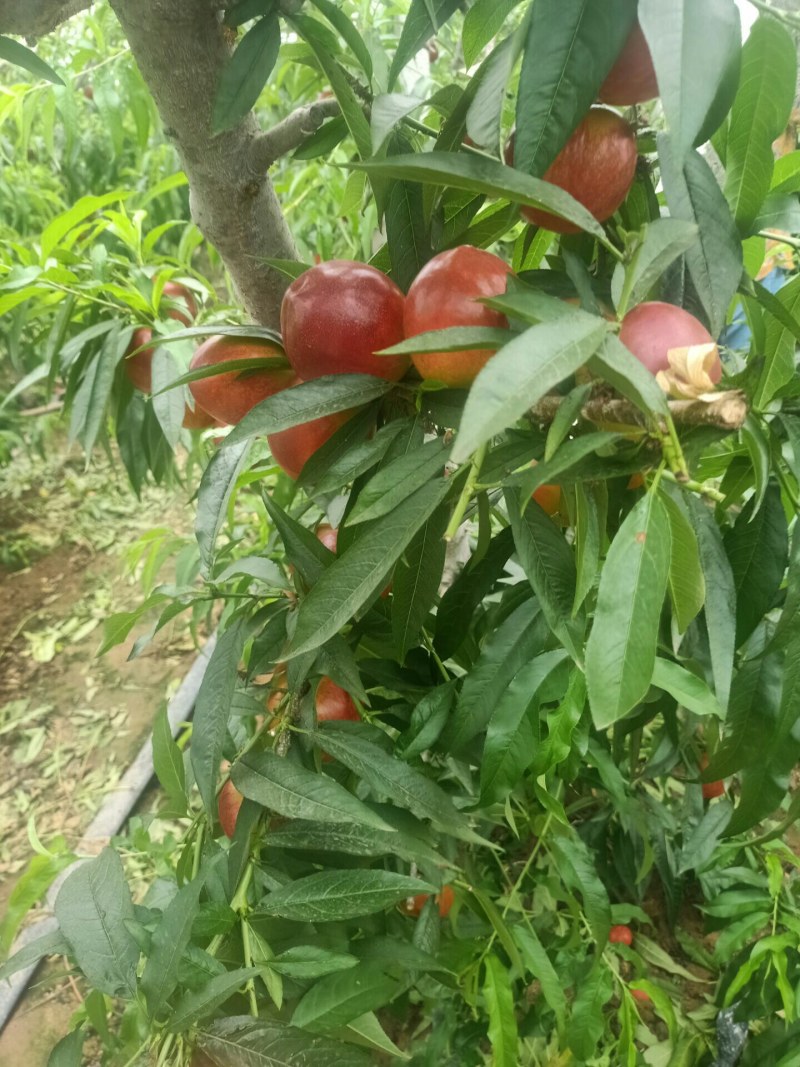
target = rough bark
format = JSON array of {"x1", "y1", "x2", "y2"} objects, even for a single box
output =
[
  {"x1": 103, "y1": 0, "x2": 301, "y2": 327},
  {"x1": 0, "y1": 0, "x2": 90, "y2": 37},
  {"x1": 530, "y1": 390, "x2": 749, "y2": 432}
]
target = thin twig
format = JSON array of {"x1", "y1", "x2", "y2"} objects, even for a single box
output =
[
  {"x1": 250, "y1": 99, "x2": 341, "y2": 172},
  {"x1": 529, "y1": 389, "x2": 749, "y2": 432}
]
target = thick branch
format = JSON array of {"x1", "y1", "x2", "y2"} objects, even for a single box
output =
[
  {"x1": 0, "y1": 0, "x2": 90, "y2": 37},
  {"x1": 108, "y1": 0, "x2": 298, "y2": 328},
  {"x1": 530, "y1": 390, "x2": 749, "y2": 432},
  {"x1": 250, "y1": 99, "x2": 340, "y2": 171}
]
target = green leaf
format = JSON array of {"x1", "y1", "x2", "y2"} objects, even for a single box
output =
[
  {"x1": 480, "y1": 651, "x2": 568, "y2": 804},
  {"x1": 462, "y1": 0, "x2": 524, "y2": 69},
  {"x1": 724, "y1": 485, "x2": 788, "y2": 647},
  {"x1": 168, "y1": 967, "x2": 260, "y2": 1032},
  {"x1": 568, "y1": 964, "x2": 614, "y2": 1061},
  {"x1": 392, "y1": 506, "x2": 449, "y2": 662},
  {"x1": 41, "y1": 193, "x2": 126, "y2": 261},
  {"x1": 46, "y1": 1027, "x2": 84, "y2": 1067},
  {"x1": 190, "y1": 619, "x2": 248, "y2": 816},
  {"x1": 652, "y1": 659, "x2": 722, "y2": 718},
  {"x1": 434, "y1": 527, "x2": 515, "y2": 659},
  {"x1": 268, "y1": 946, "x2": 358, "y2": 979},
  {"x1": 141, "y1": 877, "x2": 204, "y2": 1019},
  {"x1": 345, "y1": 1012, "x2": 410, "y2": 1061},
  {"x1": 586, "y1": 493, "x2": 671, "y2": 728},
  {"x1": 545, "y1": 383, "x2": 594, "y2": 461},
  {"x1": 725, "y1": 639, "x2": 800, "y2": 835},
  {"x1": 611, "y1": 219, "x2": 698, "y2": 313},
  {"x1": 588, "y1": 334, "x2": 669, "y2": 419},
  {"x1": 212, "y1": 14, "x2": 281, "y2": 133},
  {"x1": 380, "y1": 326, "x2": 511, "y2": 358},
  {"x1": 288, "y1": 474, "x2": 462, "y2": 660},
  {"x1": 315, "y1": 725, "x2": 484, "y2": 844},
  {"x1": 658, "y1": 138, "x2": 743, "y2": 337},
  {"x1": 196, "y1": 440, "x2": 251, "y2": 575},
  {"x1": 532, "y1": 670, "x2": 586, "y2": 777},
  {"x1": 466, "y1": 29, "x2": 525, "y2": 152},
  {"x1": 0, "y1": 850, "x2": 74, "y2": 958},
  {"x1": 151, "y1": 347, "x2": 185, "y2": 449},
  {"x1": 724, "y1": 15, "x2": 797, "y2": 230},
  {"x1": 261, "y1": 491, "x2": 333, "y2": 587},
  {"x1": 292, "y1": 963, "x2": 399, "y2": 1032},
  {"x1": 684, "y1": 499, "x2": 736, "y2": 712},
  {"x1": 385, "y1": 178, "x2": 432, "y2": 293},
  {"x1": 518, "y1": 433, "x2": 621, "y2": 501},
  {"x1": 507, "y1": 489, "x2": 583, "y2": 658},
  {"x1": 231, "y1": 749, "x2": 395, "y2": 831},
  {"x1": 639, "y1": 0, "x2": 741, "y2": 160},
  {"x1": 514, "y1": 0, "x2": 636, "y2": 176},
  {"x1": 292, "y1": 14, "x2": 372, "y2": 160},
  {"x1": 484, "y1": 954, "x2": 518, "y2": 1067},
  {"x1": 388, "y1": 0, "x2": 461, "y2": 88},
  {"x1": 756, "y1": 274, "x2": 800, "y2": 407},
  {"x1": 550, "y1": 832, "x2": 611, "y2": 943},
  {"x1": 255, "y1": 870, "x2": 432, "y2": 922},
  {"x1": 152, "y1": 706, "x2": 186, "y2": 815},
  {"x1": 574, "y1": 483, "x2": 602, "y2": 613},
  {"x1": 54, "y1": 849, "x2": 139, "y2": 998},
  {"x1": 514, "y1": 927, "x2": 567, "y2": 1027},
  {"x1": 354, "y1": 153, "x2": 613, "y2": 245},
  {"x1": 0, "y1": 35, "x2": 64, "y2": 84},
  {"x1": 198, "y1": 1017, "x2": 372, "y2": 1066},
  {"x1": 399, "y1": 681, "x2": 458, "y2": 759},
  {"x1": 307, "y1": 417, "x2": 409, "y2": 495},
  {"x1": 267, "y1": 819, "x2": 449, "y2": 868},
  {"x1": 348, "y1": 439, "x2": 448, "y2": 525},
  {"x1": 69, "y1": 325, "x2": 133, "y2": 455},
  {"x1": 443, "y1": 599, "x2": 546, "y2": 751},
  {"x1": 452, "y1": 318, "x2": 608, "y2": 463},
  {"x1": 705, "y1": 652, "x2": 783, "y2": 782},
  {"x1": 309, "y1": 0, "x2": 372, "y2": 80},
  {"x1": 0, "y1": 929, "x2": 69, "y2": 982},
  {"x1": 223, "y1": 375, "x2": 390, "y2": 449},
  {"x1": 661, "y1": 490, "x2": 705, "y2": 633}
]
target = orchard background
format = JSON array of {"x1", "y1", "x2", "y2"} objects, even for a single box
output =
[{"x1": 2, "y1": 0, "x2": 800, "y2": 1064}]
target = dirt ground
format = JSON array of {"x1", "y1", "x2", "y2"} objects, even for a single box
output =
[{"x1": 0, "y1": 444, "x2": 203, "y2": 1064}]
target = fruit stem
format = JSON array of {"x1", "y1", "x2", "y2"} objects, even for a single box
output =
[
  {"x1": 661, "y1": 469, "x2": 726, "y2": 504},
  {"x1": 445, "y1": 444, "x2": 487, "y2": 542}
]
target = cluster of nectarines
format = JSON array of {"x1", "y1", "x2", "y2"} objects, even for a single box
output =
[{"x1": 121, "y1": 24, "x2": 719, "y2": 487}]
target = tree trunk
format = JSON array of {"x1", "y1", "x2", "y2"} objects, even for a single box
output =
[{"x1": 108, "y1": 1, "x2": 298, "y2": 328}]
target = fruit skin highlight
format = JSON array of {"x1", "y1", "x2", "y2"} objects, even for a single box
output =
[
  {"x1": 188, "y1": 336, "x2": 294, "y2": 426},
  {"x1": 619, "y1": 302, "x2": 721, "y2": 382},
  {"x1": 505, "y1": 109, "x2": 638, "y2": 234},
  {"x1": 404, "y1": 247, "x2": 513, "y2": 388},
  {"x1": 267, "y1": 409, "x2": 353, "y2": 480},
  {"x1": 281, "y1": 260, "x2": 408, "y2": 382},
  {"x1": 218, "y1": 779, "x2": 244, "y2": 838},
  {"x1": 599, "y1": 22, "x2": 658, "y2": 106}
]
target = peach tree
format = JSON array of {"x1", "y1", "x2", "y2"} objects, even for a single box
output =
[{"x1": 3, "y1": 0, "x2": 800, "y2": 1064}]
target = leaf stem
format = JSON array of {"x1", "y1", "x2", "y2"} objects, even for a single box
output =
[
  {"x1": 661, "y1": 469, "x2": 726, "y2": 503},
  {"x1": 445, "y1": 445, "x2": 487, "y2": 541}
]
